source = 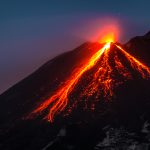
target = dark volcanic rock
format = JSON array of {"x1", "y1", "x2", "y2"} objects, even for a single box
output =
[{"x1": 0, "y1": 33, "x2": 150, "y2": 150}]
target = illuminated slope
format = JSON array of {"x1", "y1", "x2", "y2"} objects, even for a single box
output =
[
  {"x1": 29, "y1": 42, "x2": 150, "y2": 122},
  {"x1": 30, "y1": 43, "x2": 111, "y2": 122},
  {"x1": 81, "y1": 44, "x2": 150, "y2": 100}
]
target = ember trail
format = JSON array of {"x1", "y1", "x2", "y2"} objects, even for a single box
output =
[{"x1": 29, "y1": 41, "x2": 150, "y2": 122}]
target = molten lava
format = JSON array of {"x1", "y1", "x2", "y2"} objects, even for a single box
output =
[{"x1": 29, "y1": 40, "x2": 150, "y2": 122}]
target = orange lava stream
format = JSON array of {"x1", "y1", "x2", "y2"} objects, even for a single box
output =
[
  {"x1": 31, "y1": 43, "x2": 111, "y2": 122},
  {"x1": 81, "y1": 45, "x2": 114, "y2": 98},
  {"x1": 30, "y1": 42, "x2": 150, "y2": 122},
  {"x1": 81, "y1": 44, "x2": 150, "y2": 102},
  {"x1": 116, "y1": 45, "x2": 150, "y2": 78}
]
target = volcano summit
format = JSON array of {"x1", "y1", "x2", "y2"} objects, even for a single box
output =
[{"x1": 1, "y1": 32, "x2": 150, "y2": 150}]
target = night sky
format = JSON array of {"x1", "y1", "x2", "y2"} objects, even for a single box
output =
[{"x1": 0, "y1": 0, "x2": 150, "y2": 94}]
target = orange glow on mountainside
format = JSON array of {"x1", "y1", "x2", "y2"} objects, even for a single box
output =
[
  {"x1": 30, "y1": 43, "x2": 111, "y2": 122},
  {"x1": 81, "y1": 44, "x2": 150, "y2": 100},
  {"x1": 28, "y1": 40, "x2": 150, "y2": 122}
]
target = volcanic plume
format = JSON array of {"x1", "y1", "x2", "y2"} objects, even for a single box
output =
[{"x1": 29, "y1": 39, "x2": 150, "y2": 122}]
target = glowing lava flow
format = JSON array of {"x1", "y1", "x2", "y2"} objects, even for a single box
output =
[
  {"x1": 116, "y1": 45, "x2": 150, "y2": 78},
  {"x1": 31, "y1": 43, "x2": 111, "y2": 122},
  {"x1": 81, "y1": 44, "x2": 150, "y2": 100},
  {"x1": 30, "y1": 42, "x2": 150, "y2": 122}
]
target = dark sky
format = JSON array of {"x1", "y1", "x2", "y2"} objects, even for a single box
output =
[{"x1": 0, "y1": 0, "x2": 150, "y2": 94}]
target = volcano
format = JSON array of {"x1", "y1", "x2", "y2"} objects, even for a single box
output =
[
  {"x1": 1, "y1": 32, "x2": 150, "y2": 150},
  {"x1": 28, "y1": 42, "x2": 150, "y2": 122}
]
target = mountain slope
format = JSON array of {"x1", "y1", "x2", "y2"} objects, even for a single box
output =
[{"x1": 0, "y1": 32, "x2": 150, "y2": 150}]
